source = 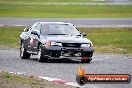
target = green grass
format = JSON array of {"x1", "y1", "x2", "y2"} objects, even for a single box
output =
[
  {"x1": 0, "y1": 0, "x2": 132, "y2": 18},
  {"x1": 0, "y1": 72, "x2": 71, "y2": 88},
  {"x1": 0, "y1": 27, "x2": 24, "y2": 48},
  {"x1": 80, "y1": 28, "x2": 132, "y2": 54},
  {"x1": 0, "y1": 72, "x2": 39, "y2": 85},
  {"x1": 0, "y1": 0, "x2": 106, "y2": 3},
  {"x1": 0, "y1": 27, "x2": 132, "y2": 54}
]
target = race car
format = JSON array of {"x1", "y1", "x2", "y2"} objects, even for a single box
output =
[{"x1": 20, "y1": 22, "x2": 94, "y2": 63}]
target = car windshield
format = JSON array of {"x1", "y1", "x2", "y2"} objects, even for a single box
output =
[{"x1": 40, "y1": 24, "x2": 80, "y2": 35}]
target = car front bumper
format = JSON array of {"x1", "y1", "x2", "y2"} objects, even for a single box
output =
[{"x1": 41, "y1": 45, "x2": 94, "y2": 58}]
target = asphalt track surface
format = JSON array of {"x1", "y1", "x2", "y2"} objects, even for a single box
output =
[
  {"x1": 0, "y1": 49, "x2": 132, "y2": 88},
  {"x1": 0, "y1": 18, "x2": 132, "y2": 28}
]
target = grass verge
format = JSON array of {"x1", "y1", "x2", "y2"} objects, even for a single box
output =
[
  {"x1": 0, "y1": 1, "x2": 132, "y2": 18},
  {"x1": 0, "y1": 26, "x2": 24, "y2": 48},
  {"x1": 0, "y1": 0, "x2": 106, "y2": 3},
  {"x1": 0, "y1": 71, "x2": 74, "y2": 88},
  {"x1": 80, "y1": 28, "x2": 132, "y2": 54},
  {"x1": 0, "y1": 26, "x2": 132, "y2": 54}
]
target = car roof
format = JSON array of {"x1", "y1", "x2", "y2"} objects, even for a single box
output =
[{"x1": 36, "y1": 22, "x2": 74, "y2": 25}]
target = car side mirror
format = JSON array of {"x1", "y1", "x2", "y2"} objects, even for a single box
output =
[
  {"x1": 81, "y1": 32, "x2": 87, "y2": 37},
  {"x1": 24, "y1": 28, "x2": 29, "y2": 32},
  {"x1": 31, "y1": 31, "x2": 40, "y2": 38}
]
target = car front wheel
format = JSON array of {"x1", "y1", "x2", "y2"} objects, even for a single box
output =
[
  {"x1": 20, "y1": 43, "x2": 31, "y2": 59},
  {"x1": 38, "y1": 46, "x2": 48, "y2": 62}
]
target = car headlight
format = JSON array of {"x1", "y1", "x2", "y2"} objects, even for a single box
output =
[
  {"x1": 81, "y1": 43, "x2": 93, "y2": 47},
  {"x1": 51, "y1": 42, "x2": 62, "y2": 46},
  {"x1": 81, "y1": 44, "x2": 90, "y2": 47},
  {"x1": 44, "y1": 41, "x2": 62, "y2": 48}
]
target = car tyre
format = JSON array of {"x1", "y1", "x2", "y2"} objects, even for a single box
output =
[
  {"x1": 20, "y1": 43, "x2": 31, "y2": 59},
  {"x1": 38, "y1": 46, "x2": 48, "y2": 62}
]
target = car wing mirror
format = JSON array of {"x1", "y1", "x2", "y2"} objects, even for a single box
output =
[
  {"x1": 81, "y1": 32, "x2": 87, "y2": 37},
  {"x1": 24, "y1": 28, "x2": 29, "y2": 32}
]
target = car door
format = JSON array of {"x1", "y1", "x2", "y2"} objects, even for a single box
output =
[
  {"x1": 27, "y1": 33, "x2": 39, "y2": 53},
  {"x1": 22, "y1": 29, "x2": 37, "y2": 53},
  {"x1": 27, "y1": 23, "x2": 41, "y2": 53}
]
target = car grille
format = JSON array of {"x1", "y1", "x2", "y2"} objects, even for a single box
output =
[{"x1": 62, "y1": 43, "x2": 81, "y2": 47}]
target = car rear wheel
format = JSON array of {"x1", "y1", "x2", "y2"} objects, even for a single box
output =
[
  {"x1": 20, "y1": 43, "x2": 31, "y2": 59},
  {"x1": 38, "y1": 46, "x2": 48, "y2": 62},
  {"x1": 81, "y1": 57, "x2": 92, "y2": 63}
]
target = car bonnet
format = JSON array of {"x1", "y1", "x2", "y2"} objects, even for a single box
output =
[{"x1": 41, "y1": 35, "x2": 91, "y2": 44}]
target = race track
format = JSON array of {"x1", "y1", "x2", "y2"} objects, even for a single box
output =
[
  {"x1": 0, "y1": 17, "x2": 132, "y2": 87},
  {"x1": 0, "y1": 49, "x2": 132, "y2": 88},
  {"x1": 0, "y1": 18, "x2": 132, "y2": 28}
]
